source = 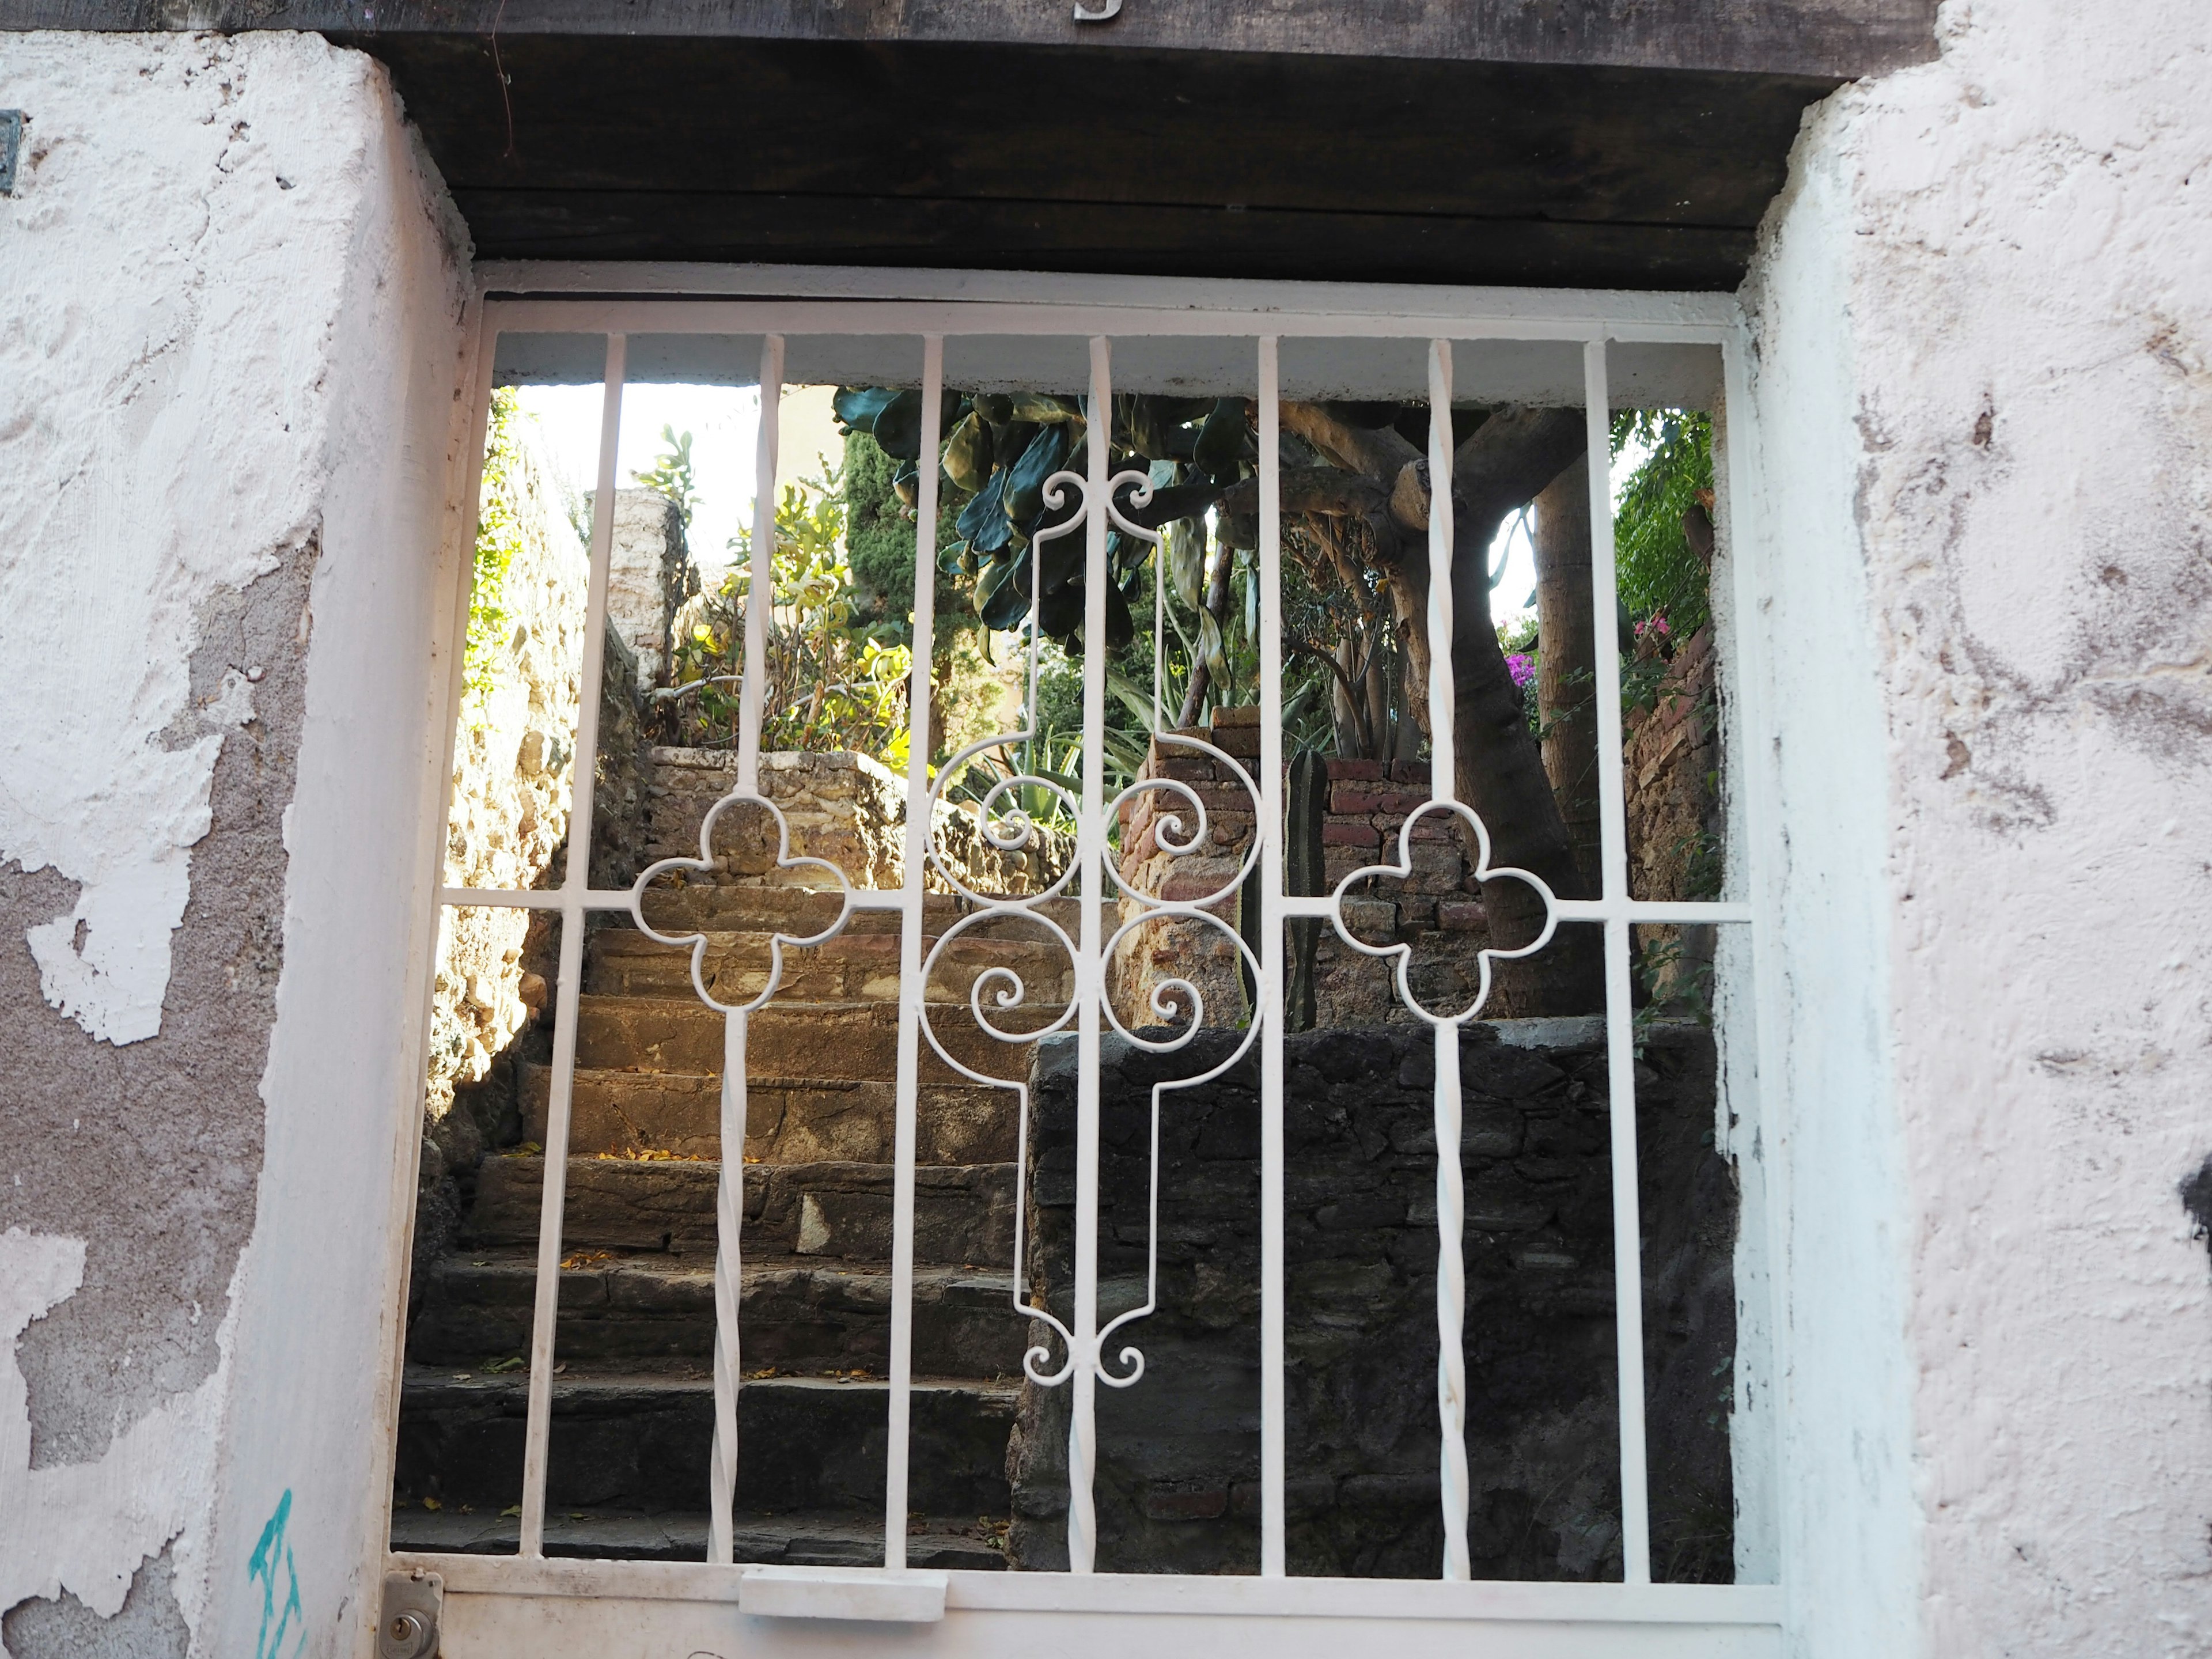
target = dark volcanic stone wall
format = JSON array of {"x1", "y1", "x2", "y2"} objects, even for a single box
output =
[{"x1": 1007, "y1": 1021, "x2": 1737, "y2": 1581}]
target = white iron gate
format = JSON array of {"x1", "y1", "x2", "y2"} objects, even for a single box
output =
[{"x1": 387, "y1": 266, "x2": 1781, "y2": 1657}]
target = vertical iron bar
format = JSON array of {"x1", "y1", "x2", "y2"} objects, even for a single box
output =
[
  {"x1": 1425, "y1": 339, "x2": 1471, "y2": 1581},
  {"x1": 709, "y1": 1012, "x2": 747, "y2": 1563},
  {"x1": 885, "y1": 336, "x2": 945, "y2": 1569},
  {"x1": 738, "y1": 337, "x2": 786, "y2": 794},
  {"x1": 1067, "y1": 336, "x2": 1112, "y2": 1575},
  {"x1": 704, "y1": 334, "x2": 783, "y2": 1562},
  {"x1": 519, "y1": 333, "x2": 626, "y2": 1557},
  {"x1": 1256, "y1": 336, "x2": 1287, "y2": 1577},
  {"x1": 1584, "y1": 336, "x2": 1654, "y2": 1585}
]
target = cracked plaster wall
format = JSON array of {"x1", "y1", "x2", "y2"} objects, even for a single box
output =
[
  {"x1": 0, "y1": 31, "x2": 469, "y2": 1659},
  {"x1": 1741, "y1": 2, "x2": 2212, "y2": 1653}
]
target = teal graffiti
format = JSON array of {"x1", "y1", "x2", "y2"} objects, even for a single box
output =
[{"x1": 248, "y1": 1489, "x2": 305, "y2": 1659}]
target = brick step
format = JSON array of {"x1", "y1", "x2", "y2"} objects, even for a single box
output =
[
  {"x1": 521, "y1": 1069, "x2": 1017, "y2": 1164},
  {"x1": 587, "y1": 926, "x2": 1075, "y2": 1009},
  {"x1": 388, "y1": 1505, "x2": 1008, "y2": 1569},
  {"x1": 408, "y1": 1249, "x2": 1029, "y2": 1376},
  {"x1": 466, "y1": 1155, "x2": 1017, "y2": 1267},
  {"x1": 574, "y1": 996, "x2": 1055, "y2": 1085},
  {"x1": 637, "y1": 885, "x2": 1079, "y2": 940},
  {"x1": 395, "y1": 1365, "x2": 1017, "y2": 1517}
]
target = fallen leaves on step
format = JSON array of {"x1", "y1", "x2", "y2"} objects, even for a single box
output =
[{"x1": 422, "y1": 1497, "x2": 442, "y2": 1512}]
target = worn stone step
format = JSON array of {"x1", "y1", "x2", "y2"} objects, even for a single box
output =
[
  {"x1": 467, "y1": 1154, "x2": 1017, "y2": 1267},
  {"x1": 637, "y1": 884, "x2": 1079, "y2": 940},
  {"x1": 586, "y1": 926, "x2": 1077, "y2": 1009},
  {"x1": 520, "y1": 1068, "x2": 1017, "y2": 1164},
  {"x1": 395, "y1": 1365, "x2": 1017, "y2": 1517},
  {"x1": 388, "y1": 1505, "x2": 1009, "y2": 1568},
  {"x1": 574, "y1": 996, "x2": 1055, "y2": 1085},
  {"x1": 408, "y1": 1249, "x2": 1029, "y2": 1376}
]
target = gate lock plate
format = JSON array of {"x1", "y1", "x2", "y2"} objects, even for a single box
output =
[{"x1": 380, "y1": 1569, "x2": 443, "y2": 1659}]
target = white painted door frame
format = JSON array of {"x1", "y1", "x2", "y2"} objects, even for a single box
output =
[{"x1": 377, "y1": 262, "x2": 1785, "y2": 1658}]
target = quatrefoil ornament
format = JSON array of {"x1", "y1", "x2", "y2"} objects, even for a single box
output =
[
  {"x1": 628, "y1": 791, "x2": 853, "y2": 1016},
  {"x1": 1328, "y1": 800, "x2": 1560, "y2": 1025}
]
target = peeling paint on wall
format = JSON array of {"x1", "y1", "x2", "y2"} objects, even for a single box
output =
[
  {"x1": 0, "y1": 1228, "x2": 229, "y2": 1658},
  {"x1": 0, "y1": 28, "x2": 471, "y2": 1658}
]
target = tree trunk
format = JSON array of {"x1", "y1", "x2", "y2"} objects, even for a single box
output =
[
  {"x1": 1535, "y1": 458, "x2": 1602, "y2": 894},
  {"x1": 1389, "y1": 407, "x2": 1603, "y2": 1016}
]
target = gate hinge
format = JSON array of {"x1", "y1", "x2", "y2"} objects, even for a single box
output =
[{"x1": 379, "y1": 1569, "x2": 443, "y2": 1659}]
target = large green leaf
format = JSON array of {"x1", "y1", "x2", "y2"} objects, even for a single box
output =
[
  {"x1": 868, "y1": 390, "x2": 927, "y2": 460},
  {"x1": 1010, "y1": 392, "x2": 1084, "y2": 425},
  {"x1": 1196, "y1": 607, "x2": 1228, "y2": 680},
  {"x1": 832, "y1": 387, "x2": 900, "y2": 434},
  {"x1": 1035, "y1": 577, "x2": 1084, "y2": 639},
  {"x1": 1003, "y1": 424, "x2": 1072, "y2": 527},
  {"x1": 1168, "y1": 520, "x2": 1205, "y2": 612},
  {"x1": 942, "y1": 412, "x2": 993, "y2": 493},
  {"x1": 976, "y1": 552, "x2": 1031, "y2": 631},
  {"x1": 957, "y1": 467, "x2": 1012, "y2": 553}
]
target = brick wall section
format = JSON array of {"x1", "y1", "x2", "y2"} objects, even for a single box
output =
[
  {"x1": 1111, "y1": 709, "x2": 1501, "y2": 1029},
  {"x1": 1624, "y1": 626, "x2": 1719, "y2": 903}
]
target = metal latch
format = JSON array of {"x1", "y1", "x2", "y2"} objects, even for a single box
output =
[
  {"x1": 379, "y1": 1569, "x2": 443, "y2": 1659},
  {"x1": 0, "y1": 112, "x2": 22, "y2": 196}
]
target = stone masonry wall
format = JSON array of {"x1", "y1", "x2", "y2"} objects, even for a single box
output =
[
  {"x1": 422, "y1": 431, "x2": 656, "y2": 1257},
  {"x1": 604, "y1": 487, "x2": 695, "y2": 688},
  {"x1": 643, "y1": 747, "x2": 1073, "y2": 896}
]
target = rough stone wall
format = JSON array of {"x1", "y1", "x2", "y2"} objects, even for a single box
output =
[
  {"x1": 603, "y1": 487, "x2": 693, "y2": 688},
  {"x1": 0, "y1": 30, "x2": 470, "y2": 1658},
  {"x1": 431, "y1": 425, "x2": 586, "y2": 1126},
  {"x1": 643, "y1": 747, "x2": 1071, "y2": 896},
  {"x1": 1740, "y1": 3, "x2": 2212, "y2": 1650},
  {"x1": 1008, "y1": 1024, "x2": 1735, "y2": 1580}
]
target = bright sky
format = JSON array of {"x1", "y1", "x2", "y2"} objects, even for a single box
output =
[
  {"x1": 508, "y1": 382, "x2": 1645, "y2": 628},
  {"x1": 512, "y1": 383, "x2": 843, "y2": 584}
]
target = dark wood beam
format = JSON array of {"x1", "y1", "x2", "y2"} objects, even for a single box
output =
[
  {"x1": 9, "y1": 0, "x2": 1938, "y2": 81},
  {"x1": 373, "y1": 37, "x2": 1824, "y2": 287}
]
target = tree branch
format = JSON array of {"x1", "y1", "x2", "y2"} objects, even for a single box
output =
[{"x1": 1281, "y1": 402, "x2": 1422, "y2": 484}]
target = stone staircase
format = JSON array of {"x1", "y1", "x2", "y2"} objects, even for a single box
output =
[{"x1": 391, "y1": 880, "x2": 1077, "y2": 1566}]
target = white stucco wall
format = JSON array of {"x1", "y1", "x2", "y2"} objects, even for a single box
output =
[
  {"x1": 1743, "y1": 3, "x2": 2212, "y2": 1653},
  {"x1": 0, "y1": 30, "x2": 469, "y2": 1659}
]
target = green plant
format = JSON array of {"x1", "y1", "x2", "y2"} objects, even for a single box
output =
[
  {"x1": 464, "y1": 389, "x2": 525, "y2": 719},
  {"x1": 632, "y1": 425, "x2": 698, "y2": 528},
  {"x1": 1611, "y1": 409, "x2": 1714, "y2": 638},
  {"x1": 667, "y1": 461, "x2": 914, "y2": 764}
]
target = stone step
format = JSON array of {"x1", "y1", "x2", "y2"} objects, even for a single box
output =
[
  {"x1": 389, "y1": 1505, "x2": 1009, "y2": 1568},
  {"x1": 521, "y1": 1069, "x2": 1017, "y2": 1164},
  {"x1": 395, "y1": 1365, "x2": 1017, "y2": 1517},
  {"x1": 408, "y1": 1249, "x2": 1030, "y2": 1376},
  {"x1": 467, "y1": 1155, "x2": 1017, "y2": 1268},
  {"x1": 586, "y1": 926, "x2": 1076, "y2": 1009},
  {"x1": 574, "y1": 996, "x2": 1055, "y2": 1085},
  {"x1": 637, "y1": 885, "x2": 1079, "y2": 940}
]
